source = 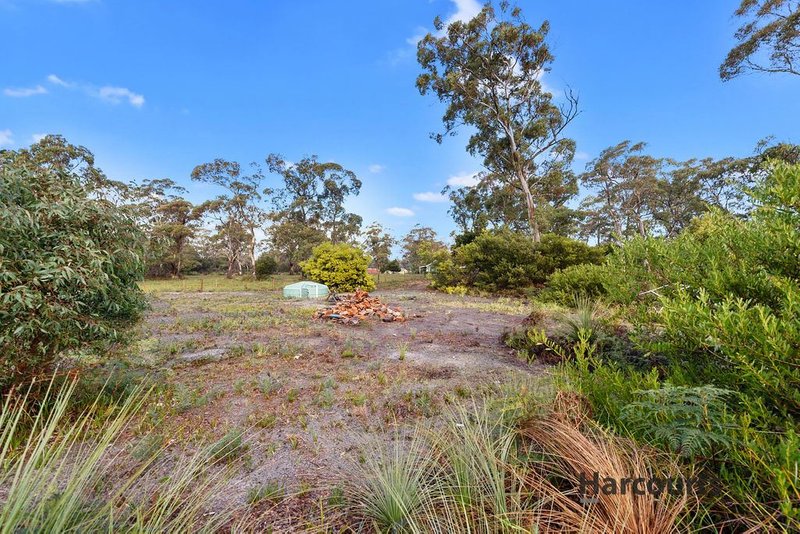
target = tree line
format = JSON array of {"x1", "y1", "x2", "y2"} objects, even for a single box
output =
[{"x1": 3, "y1": 0, "x2": 796, "y2": 284}]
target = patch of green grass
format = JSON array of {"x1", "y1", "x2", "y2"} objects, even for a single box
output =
[
  {"x1": 233, "y1": 378, "x2": 247, "y2": 394},
  {"x1": 250, "y1": 413, "x2": 277, "y2": 429},
  {"x1": 257, "y1": 374, "x2": 280, "y2": 396},
  {"x1": 316, "y1": 388, "x2": 336, "y2": 408},
  {"x1": 247, "y1": 481, "x2": 285, "y2": 505},
  {"x1": 172, "y1": 383, "x2": 224, "y2": 413},
  {"x1": 139, "y1": 274, "x2": 300, "y2": 293},
  {"x1": 347, "y1": 391, "x2": 368, "y2": 407},
  {"x1": 287, "y1": 388, "x2": 299, "y2": 403},
  {"x1": 207, "y1": 428, "x2": 248, "y2": 463}
]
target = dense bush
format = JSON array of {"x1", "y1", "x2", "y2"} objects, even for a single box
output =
[
  {"x1": 383, "y1": 259, "x2": 401, "y2": 273},
  {"x1": 550, "y1": 163, "x2": 800, "y2": 529},
  {"x1": 254, "y1": 253, "x2": 277, "y2": 279},
  {"x1": 300, "y1": 242, "x2": 375, "y2": 291},
  {"x1": 0, "y1": 156, "x2": 146, "y2": 388},
  {"x1": 541, "y1": 263, "x2": 611, "y2": 304},
  {"x1": 434, "y1": 229, "x2": 604, "y2": 292}
]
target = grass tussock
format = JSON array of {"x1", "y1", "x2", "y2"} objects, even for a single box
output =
[
  {"x1": 0, "y1": 375, "x2": 245, "y2": 532},
  {"x1": 340, "y1": 389, "x2": 697, "y2": 533}
]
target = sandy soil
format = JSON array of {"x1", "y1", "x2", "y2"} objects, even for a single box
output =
[{"x1": 125, "y1": 285, "x2": 544, "y2": 529}]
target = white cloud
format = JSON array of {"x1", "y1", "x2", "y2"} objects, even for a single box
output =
[
  {"x1": 413, "y1": 191, "x2": 448, "y2": 203},
  {"x1": 574, "y1": 151, "x2": 590, "y2": 161},
  {"x1": 47, "y1": 74, "x2": 72, "y2": 87},
  {"x1": 3, "y1": 85, "x2": 47, "y2": 97},
  {"x1": 386, "y1": 207, "x2": 415, "y2": 217},
  {"x1": 394, "y1": 0, "x2": 481, "y2": 64},
  {"x1": 368, "y1": 164, "x2": 385, "y2": 174},
  {"x1": 446, "y1": 171, "x2": 481, "y2": 188},
  {"x1": 443, "y1": 0, "x2": 482, "y2": 27},
  {"x1": 97, "y1": 86, "x2": 145, "y2": 107},
  {"x1": 0, "y1": 129, "x2": 13, "y2": 147},
  {"x1": 31, "y1": 133, "x2": 47, "y2": 143}
]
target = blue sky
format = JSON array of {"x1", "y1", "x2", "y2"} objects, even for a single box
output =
[{"x1": 2, "y1": 0, "x2": 798, "y2": 242}]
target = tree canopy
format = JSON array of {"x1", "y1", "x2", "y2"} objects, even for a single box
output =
[
  {"x1": 417, "y1": 1, "x2": 578, "y2": 241},
  {"x1": 721, "y1": 0, "x2": 800, "y2": 80}
]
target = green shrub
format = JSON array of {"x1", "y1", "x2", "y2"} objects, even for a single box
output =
[
  {"x1": 434, "y1": 229, "x2": 604, "y2": 293},
  {"x1": 560, "y1": 163, "x2": 800, "y2": 528},
  {"x1": 383, "y1": 259, "x2": 401, "y2": 273},
  {"x1": 542, "y1": 263, "x2": 610, "y2": 304},
  {"x1": 0, "y1": 154, "x2": 146, "y2": 388},
  {"x1": 300, "y1": 242, "x2": 375, "y2": 291},
  {"x1": 254, "y1": 253, "x2": 277, "y2": 280}
]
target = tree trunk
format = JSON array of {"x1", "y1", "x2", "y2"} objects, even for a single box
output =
[
  {"x1": 249, "y1": 229, "x2": 257, "y2": 275},
  {"x1": 516, "y1": 169, "x2": 541, "y2": 242}
]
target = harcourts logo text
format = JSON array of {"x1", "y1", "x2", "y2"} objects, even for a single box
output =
[{"x1": 578, "y1": 472, "x2": 717, "y2": 504}]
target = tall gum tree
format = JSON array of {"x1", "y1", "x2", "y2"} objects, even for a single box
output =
[
  {"x1": 416, "y1": 1, "x2": 579, "y2": 242},
  {"x1": 721, "y1": 0, "x2": 800, "y2": 80},
  {"x1": 191, "y1": 159, "x2": 267, "y2": 276}
]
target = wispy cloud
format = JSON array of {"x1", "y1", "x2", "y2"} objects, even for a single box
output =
[
  {"x1": 31, "y1": 133, "x2": 47, "y2": 143},
  {"x1": 413, "y1": 191, "x2": 448, "y2": 203},
  {"x1": 3, "y1": 85, "x2": 47, "y2": 97},
  {"x1": 47, "y1": 74, "x2": 73, "y2": 87},
  {"x1": 0, "y1": 129, "x2": 14, "y2": 147},
  {"x1": 13, "y1": 74, "x2": 146, "y2": 108},
  {"x1": 442, "y1": 0, "x2": 482, "y2": 27},
  {"x1": 97, "y1": 86, "x2": 145, "y2": 107},
  {"x1": 446, "y1": 171, "x2": 481, "y2": 187},
  {"x1": 386, "y1": 207, "x2": 415, "y2": 217},
  {"x1": 574, "y1": 151, "x2": 590, "y2": 161},
  {"x1": 368, "y1": 163, "x2": 385, "y2": 173},
  {"x1": 391, "y1": 0, "x2": 481, "y2": 64}
]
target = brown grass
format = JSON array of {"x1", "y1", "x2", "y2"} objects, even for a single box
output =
[{"x1": 521, "y1": 416, "x2": 696, "y2": 533}]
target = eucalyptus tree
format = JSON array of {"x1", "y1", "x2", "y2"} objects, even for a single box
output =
[
  {"x1": 191, "y1": 159, "x2": 267, "y2": 276},
  {"x1": 721, "y1": 0, "x2": 800, "y2": 80},
  {"x1": 362, "y1": 222, "x2": 397, "y2": 271},
  {"x1": 401, "y1": 225, "x2": 448, "y2": 272},
  {"x1": 1, "y1": 145, "x2": 146, "y2": 386},
  {"x1": 1, "y1": 134, "x2": 128, "y2": 202},
  {"x1": 266, "y1": 154, "x2": 362, "y2": 245},
  {"x1": 579, "y1": 141, "x2": 662, "y2": 241},
  {"x1": 417, "y1": 1, "x2": 579, "y2": 242},
  {"x1": 135, "y1": 179, "x2": 208, "y2": 277}
]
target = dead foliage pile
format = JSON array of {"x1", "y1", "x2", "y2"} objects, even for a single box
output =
[{"x1": 313, "y1": 289, "x2": 405, "y2": 325}]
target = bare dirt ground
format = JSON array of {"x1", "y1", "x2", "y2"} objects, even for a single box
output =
[{"x1": 127, "y1": 282, "x2": 545, "y2": 529}]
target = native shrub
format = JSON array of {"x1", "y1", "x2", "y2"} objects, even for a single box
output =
[
  {"x1": 434, "y1": 229, "x2": 604, "y2": 292},
  {"x1": 300, "y1": 242, "x2": 375, "y2": 291},
  {"x1": 254, "y1": 253, "x2": 277, "y2": 280},
  {"x1": 0, "y1": 157, "x2": 146, "y2": 388}
]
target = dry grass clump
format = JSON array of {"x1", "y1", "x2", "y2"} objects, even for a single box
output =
[{"x1": 340, "y1": 391, "x2": 697, "y2": 533}]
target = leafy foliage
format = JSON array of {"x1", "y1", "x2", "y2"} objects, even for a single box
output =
[
  {"x1": 434, "y1": 230, "x2": 603, "y2": 292},
  {"x1": 417, "y1": 1, "x2": 578, "y2": 241},
  {"x1": 0, "y1": 152, "x2": 146, "y2": 388},
  {"x1": 621, "y1": 385, "x2": 734, "y2": 458},
  {"x1": 720, "y1": 0, "x2": 800, "y2": 80},
  {"x1": 542, "y1": 263, "x2": 611, "y2": 304},
  {"x1": 555, "y1": 163, "x2": 800, "y2": 528},
  {"x1": 254, "y1": 253, "x2": 277, "y2": 280},
  {"x1": 401, "y1": 224, "x2": 448, "y2": 272},
  {"x1": 300, "y1": 242, "x2": 375, "y2": 292}
]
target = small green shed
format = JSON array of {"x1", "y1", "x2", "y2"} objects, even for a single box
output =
[{"x1": 283, "y1": 281, "x2": 330, "y2": 299}]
